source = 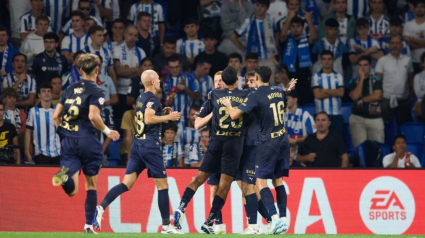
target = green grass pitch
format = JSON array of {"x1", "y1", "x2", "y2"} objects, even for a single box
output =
[{"x1": 1, "y1": 233, "x2": 424, "y2": 238}]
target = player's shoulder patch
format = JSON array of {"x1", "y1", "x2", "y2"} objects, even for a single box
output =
[
  {"x1": 98, "y1": 97, "x2": 105, "y2": 105},
  {"x1": 147, "y1": 102, "x2": 154, "y2": 108}
]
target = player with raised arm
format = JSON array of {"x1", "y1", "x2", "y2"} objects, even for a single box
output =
[
  {"x1": 222, "y1": 66, "x2": 290, "y2": 235},
  {"x1": 51, "y1": 53, "x2": 120, "y2": 234},
  {"x1": 92, "y1": 70, "x2": 182, "y2": 234},
  {"x1": 173, "y1": 66, "x2": 249, "y2": 234}
]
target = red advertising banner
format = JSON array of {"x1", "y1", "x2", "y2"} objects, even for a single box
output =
[{"x1": 0, "y1": 167, "x2": 424, "y2": 234}]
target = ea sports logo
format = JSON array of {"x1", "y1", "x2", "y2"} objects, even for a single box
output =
[{"x1": 359, "y1": 176, "x2": 415, "y2": 234}]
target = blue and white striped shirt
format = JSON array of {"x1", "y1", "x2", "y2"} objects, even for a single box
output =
[
  {"x1": 284, "y1": 107, "x2": 316, "y2": 138},
  {"x1": 61, "y1": 33, "x2": 90, "y2": 53},
  {"x1": 127, "y1": 2, "x2": 165, "y2": 37},
  {"x1": 61, "y1": 16, "x2": 104, "y2": 35},
  {"x1": 84, "y1": 44, "x2": 113, "y2": 75},
  {"x1": 26, "y1": 104, "x2": 60, "y2": 157},
  {"x1": 188, "y1": 72, "x2": 213, "y2": 105},
  {"x1": 347, "y1": 0, "x2": 369, "y2": 19},
  {"x1": 163, "y1": 73, "x2": 197, "y2": 125},
  {"x1": 176, "y1": 38, "x2": 205, "y2": 59},
  {"x1": 312, "y1": 71, "x2": 344, "y2": 115},
  {"x1": 44, "y1": 0, "x2": 69, "y2": 34},
  {"x1": 177, "y1": 123, "x2": 201, "y2": 165},
  {"x1": 2, "y1": 73, "x2": 37, "y2": 102},
  {"x1": 19, "y1": 11, "x2": 53, "y2": 33}
]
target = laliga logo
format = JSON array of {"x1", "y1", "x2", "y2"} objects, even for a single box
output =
[{"x1": 359, "y1": 176, "x2": 415, "y2": 234}]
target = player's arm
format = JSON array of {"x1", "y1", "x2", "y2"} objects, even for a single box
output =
[
  {"x1": 195, "y1": 113, "x2": 212, "y2": 130},
  {"x1": 53, "y1": 103, "x2": 64, "y2": 127},
  {"x1": 144, "y1": 108, "x2": 181, "y2": 125},
  {"x1": 89, "y1": 105, "x2": 120, "y2": 141},
  {"x1": 222, "y1": 98, "x2": 244, "y2": 120}
]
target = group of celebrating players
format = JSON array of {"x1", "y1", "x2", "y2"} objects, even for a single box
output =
[{"x1": 51, "y1": 53, "x2": 295, "y2": 235}]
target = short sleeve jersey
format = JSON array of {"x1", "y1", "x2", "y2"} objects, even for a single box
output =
[
  {"x1": 134, "y1": 91, "x2": 162, "y2": 148},
  {"x1": 238, "y1": 86, "x2": 287, "y2": 144},
  {"x1": 198, "y1": 88, "x2": 249, "y2": 141},
  {"x1": 58, "y1": 80, "x2": 105, "y2": 137}
]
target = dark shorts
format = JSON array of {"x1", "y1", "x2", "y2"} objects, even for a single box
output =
[
  {"x1": 207, "y1": 170, "x2": 221, "y2": 185},
  {"x1": 60, "y1": 136, "x2": 103, "y2": 176},
  {"x1": 199, "y1": 137, "x2": 244, "y2": 178},
  {"x1": 125, "y1": 143, "x2": 167, "y2": 178},
  {"x1": 255, "y1": 133, "x2": 290, "y2": 179},
  {"x1": 235, "y1": 146, "x2": 257, "y2": 184}
]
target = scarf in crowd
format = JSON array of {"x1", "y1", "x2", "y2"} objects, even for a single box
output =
[
  {"x1": 246, "y1": 14, "x2": 277, "y2": 59},
  {"x1": 304, "y1": 0, "x2": 319, "y2": 27},
  {"x1": 70, "y1": 65, "x2": 81, "y2": 85},
  {"x1": 162, "y1": 142, "x2": 178, "y2": 167},
  {"x1": 4, "y1": 108, "x2": 21, "y2": 131},
  {"x1": 282, "y1": 35, "x2": 312, "y2": 72}
]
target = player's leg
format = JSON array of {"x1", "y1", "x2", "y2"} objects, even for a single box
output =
[
  {"x1": 174, "y1": 141, "x2": 222, "y2": 230},
  {"x1": 272, "y1": 136, "x2": 290, "y2": 234},
  {"x1": 94, "y1": 144, "x2": 144, "y2": 231},
  {"x1": 255, "y1": 143, "x2": 283, "y2": 235},
  {"x1": 202, "y1": 138, "x2": 243, "y2": 234},
  {"x1": 84, "y1": 174, "x2": 98, "y2": 234},
  {"x1": 239, "y1": 146, "x2": 260, "y2": 234},
  {"x1": 53, "y1": 137, "x2": 80, "y2": 197},
  {"x1": 208, "y1": 172, "x2": 225, "y2": 234},
  {"x1": 255, "y1": 186, "x2": 272, "y2": 225},
  {"x1": 78, "y1": 137, "x2": 104, "y2": 233}
]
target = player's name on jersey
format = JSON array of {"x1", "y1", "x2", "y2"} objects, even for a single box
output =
[
  {"x1": 215, "y1": 96, "x2": 246, "y2": 105},
  {"x1": 267, "y1": 92, "x2": 283, "y2": 100},
  {"x1": 216, "y1": 130, "x2": 242, "y2": 137}
]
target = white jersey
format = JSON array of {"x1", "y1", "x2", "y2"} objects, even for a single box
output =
[
  {"x1": 267, "y1": 0, "x2": 287, "y2": 32},
  {"x1": 26, "y1": 104, "x2": 61, "y2": 157},
  {"x1": 127, "y1": 1, "x2": 165, "y2": 37},
  {"x1": 19, "y1": 11, "x2": 53, "y2": 33},
  {"x1": 311, "y1": 71, "x2": 344, "y2": 115},
  {"x1": 61, "y1": 33, "x2": 90, "y2": 53},
  {"x1": 61, "y1": 16, "x2": 105, "y2": 35},
  {"x1": 382, "y1": 152, "x2": 421, "y2": 168},
  {"x1": 176, "y1": 38, "x2": 205, "y2": 59},
  {"x1": 83, "y1": 44, "x2": 113, "y2": 75},
  {"x1": 112, "y1": 43, "x2": 146, "y2": 94},
  {"x1": 367, "y1": 15, "x2": 390, "y2": 40},
  {"x1": 403, "y1": 19, "x2": 425, "y2": 63},
  {"x1": 10, "y1": 0, "x2": 31, "y2": 38},
  {"x1": 347, "y1": 0, "x2": 369, "y2": 19},
  {"x1": 44, "y1": 0, "x2": 70, "y2": 34},
  {"x1": 177, "y1": 123, "x2": 201, "y2": 165}
]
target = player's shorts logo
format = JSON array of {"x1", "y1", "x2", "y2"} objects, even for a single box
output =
[{"x1": 359, "y1": 176, "x2": 415, "y2": 234}]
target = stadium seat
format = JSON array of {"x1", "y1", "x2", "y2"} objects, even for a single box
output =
[
  {"x1": 357, "y1": 141, "x2": 390, "y2": 168},
  {"x1": 341, "y1": 103, "x2": 352, "y2": 124},
  {"x1": 406, "y1": 143, "x2": 424, "y2": 166},
  {"x1": 302, "y1": 103, "x2": 316, "y2": 118},
  {"x1": 384, "y1": 118, "x2": 398, "y2": 147},
  {"x1": 400, "y1": 122, "x2": 425, "y2": 144}
]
